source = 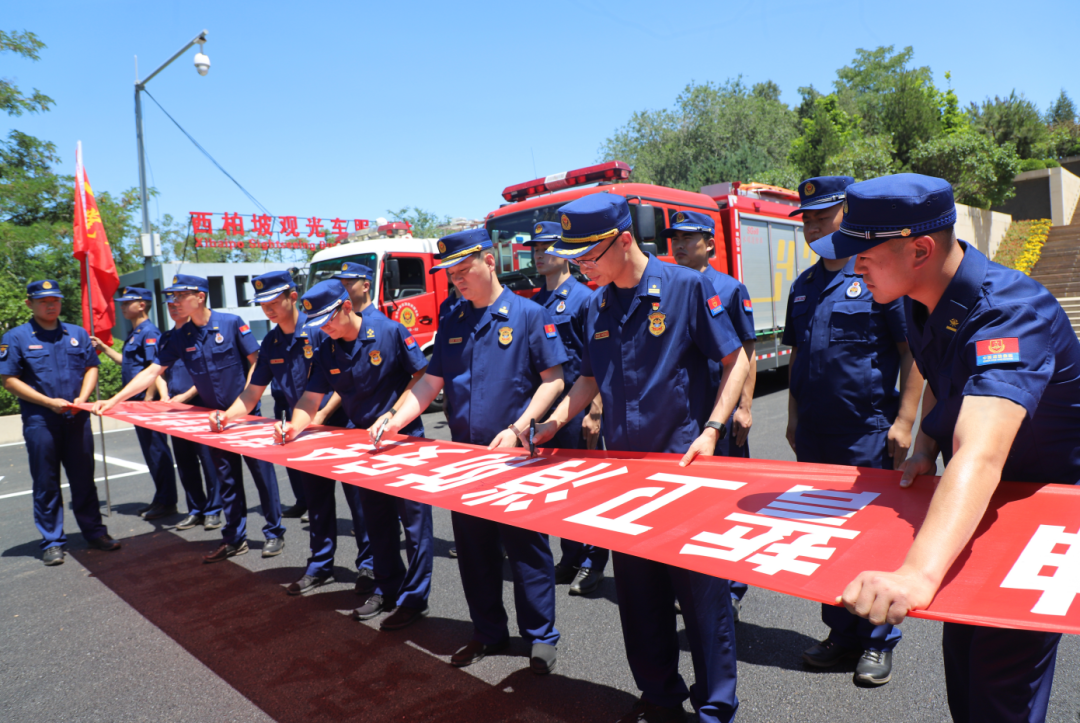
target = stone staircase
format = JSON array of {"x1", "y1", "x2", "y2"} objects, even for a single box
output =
[{"x1": 1030, "y1": 195, "x2": 1080, "y2": 336}]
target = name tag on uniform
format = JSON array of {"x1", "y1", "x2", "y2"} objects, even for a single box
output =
[
  {"x1": 793, "y1": 295, "x2": 806, "y2": 303},
  {"x1": 185, "y1": 346, "x2": 198, "y2": 352},
  {"x1": 330, "y1": 369, "x2": 341, "y2": 375},
  {"x1": 270, "y1": 358, "x2": 284, "y2": 364},
  {"x1": 975, "y1": 337, "x2": 1020, "y2": 366},
  {"x1": 449, "y1": 337, "x2": 462, "y2": 344},
  {"x1": 594, "y1": 330, "x2": 609, "y2": 340},
  {"x1": 28, "y1": 344, "x2": 43, "y2": 350}
]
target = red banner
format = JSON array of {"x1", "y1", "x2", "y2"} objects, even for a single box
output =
[
  {"x1": 73, "y1": 143, "x2": 120, "y2": 347},
  {"x1": 87, "y1": 401, "x2": 1080, "y2": 635}
]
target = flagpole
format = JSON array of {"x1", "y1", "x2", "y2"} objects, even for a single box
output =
[{"x1": 78, "y1": 142, "x2": 112, "y2": 516}]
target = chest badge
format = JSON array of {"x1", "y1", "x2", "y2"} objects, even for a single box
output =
[
  {"x1": 845, "y1": 281, "x2": 862, "y2": 299},
  {"x1": 647, "y1": 311, "x2": 667, "y2": 337},
  {"x1": 70, "y1": 337, "x2": 79, "y2": 346},
  {"x1": 498, "y1": 326, "x2": 513, "y2": 346},
  {"x1": 556, "y1": 300, "x2": 566, "y2": 313},
  {"x1": 303, "y1": 344, "x2": 313, "y2": 359},
  {"x1": 215, "y1": 332, "x2": 224, "y2": 344},
  {"x1": 369, "y1": 350, "x2": 383, "y2": 366}
]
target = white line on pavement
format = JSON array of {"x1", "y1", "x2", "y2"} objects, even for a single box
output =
[
  {"x1": 0, "y1": 426, "x2": 136, "y2": 448},
  {"x1": 94, "y1": 454, "x2": 149, "y2": 473},
  {"x1": 0, "y1": 470, "x2": 149, "y2": 501}
]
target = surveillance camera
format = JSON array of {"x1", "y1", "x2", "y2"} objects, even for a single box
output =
[{"x1": 194, "y1": 52, "x2": 210, "y2": 77}]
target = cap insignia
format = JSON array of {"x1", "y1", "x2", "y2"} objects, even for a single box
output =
[
  {"x1": 254, "y1": 280, "x2": 264, "y2": 289},
  {"x1": 561, "y1": 214, "x2": 571, "y2": 231},
  {"x1": 675, "y1": 212, "x2": 685, "y2": 223},
  {"x1": 535, "y1": 224, "x2": 543, "y2": 235},
  {"x1": 42, "y1": 281, "x2": 52, "y2": 289},
  {"x1": 438, "y1": 240, "x2": 447, "y2": 254},
  {"x1": 303, "y1": 299, "x2": 312, "y2": 310},
  {"x1": 804, "y1": 182, "x2": 816, "y2": 196},
  {"x1": 342, "y1": 263, "x2": 349, "y2": 271},
  {"x1": 900, "y1": 228, "x2": 911, "y2": 237}
]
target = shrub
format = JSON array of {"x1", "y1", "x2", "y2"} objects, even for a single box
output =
[{"x1": 993, "y1": 219, "x2": 1052, "y2": 275}]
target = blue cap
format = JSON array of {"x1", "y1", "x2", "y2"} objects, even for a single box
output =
[
  {"x1": 430, "y1": 228, "x2": 494, "y2": 273},
  {"x1": 660, "y1": 210, "x2": 714, "y2": 238},
  {"x1": 162, "y1": 274, "x2": 210, "y2": 294},
  {"x1": 27, "y1": 280, "x2": 63, "y2": 299},
  {"x1": 789, "y1": 176, "x2": 855, "y2": 217},
  {"x1": 332, "y1": 262, "x2": 374, "y2": 280},
  {"x1": 114, "y1": 286, "x2": 153, "y2": 303},
  {"x1": 521, "y1": 221, "x2": 563, "y2": 246},
  {"x1": 250, "y1": 270, "x2": 296, "y2": 305},
  {"x1": 809, "y1": 174, "x2": 958, "y2": 260},
  {"x1": 300, "y1": 280, "x2": 349, "y2": 328},
  {"x1": 548, "y1": 194, "x2": 633, "y2": 260}
]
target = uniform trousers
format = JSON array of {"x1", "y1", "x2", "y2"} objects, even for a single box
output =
[
  {"x1": 795, "y1": 425, "x2": 902, "y2": 652},
  {"x1": 613, "y1": 553, "x2": 738, "y2": 723},
  {"x1": 25, "y1": 412, "x2": 106, "y2": 549},
  {"x1": 302, "y1": 471, "x2": 372, "y2": 578},
  {"x1": 171, "y1": 435, "x2": 221, "y2": 517},
  {"x1": 210, "y1": 448, "x2": 285, "y2": 546},
  {"x1": 551, "y1": 410, "x2": 610, "y2": 575},
  {"x1": 451, "y1": 511, "x2": 560, "y2": 646},
  {"x1": 134, "y1": 425, "x2": 177, "y2": 507},
  {"x1": 943, "y1": 623, "x2": 1060, "y2": 723},
  {"x1": 357, "y1": 488, "x2": 433, "y2": 608}
]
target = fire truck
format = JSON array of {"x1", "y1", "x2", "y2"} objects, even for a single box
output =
[{"x1": 485, "y1": 161, "x2": 818, "y2": 370}]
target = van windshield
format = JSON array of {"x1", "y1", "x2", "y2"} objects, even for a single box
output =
[
  {"x1": 307, "y1": 253, "x2": 379, "y2": 291},
  {"x1": 485, "y1": 204, "x2": 562, "y2": 246}
]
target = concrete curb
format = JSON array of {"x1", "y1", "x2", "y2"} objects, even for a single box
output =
[{"x1": 0, "y1": 413, "x2": 133, "y2": 445}]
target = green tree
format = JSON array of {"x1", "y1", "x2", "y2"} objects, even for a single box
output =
[
  {"x1": 969, "y1": 91, "x2": 1048, "y2": 159},
  {"x1": 1045, "y1": 90, "x2": 1077, "y2": 127},
  {"x1": 823, "y1": 134, "x2": 897, "y2": 181},
  {"x1": 387, "y1": 207, "x2": 452, "y2": 238},
  {"x1": 0, "y1": 30, "x2": 53, "y2": 116},
  {"x1": 788, "y1": 94, "x2": 862, "y2": 179},
  {"x1": 599, "y1": 78, "x2": 799, "y2": 191},
  {"x1": 909, "y1": 131, "x2": 1020, "y2": 208}
]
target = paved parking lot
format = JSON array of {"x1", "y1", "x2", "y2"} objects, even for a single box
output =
[{"x1": 0, "y1": 378, "x2": 1077, "y2": 722}]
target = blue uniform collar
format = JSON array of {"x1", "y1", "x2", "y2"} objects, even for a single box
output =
[
  {"x1": 912, "y1": 241, "x2": 983, "y2": 343},
  {"x1": 601, "y1": 254, "x2": 664, "y2": 314},
  {"x1": 29, "y1": 317, "x2": 68, "y2": 337},
  {"x1": 539, "y1": 276, "x2": 579, "y2": 307},
  {"x1": 472, "y1": 287, "x2": 516, "y2": 331}
]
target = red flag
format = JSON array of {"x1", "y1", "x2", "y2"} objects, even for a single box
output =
[{"x1": 73, "y1": 142, "x2": 119, "y2": 347}]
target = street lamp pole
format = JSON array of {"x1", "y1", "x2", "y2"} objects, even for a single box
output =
[{"x1": 134, "y1": 29, "x2": 209, "y2": 283}]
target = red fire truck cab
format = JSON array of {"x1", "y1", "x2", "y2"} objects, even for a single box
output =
[{"x1": 486, "y1": 162, "x2": 820, "y2": 371}]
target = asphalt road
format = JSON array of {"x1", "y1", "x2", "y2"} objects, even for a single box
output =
[{"x1": 0, "y1": 380, "x2": 1077, "y2": 723}]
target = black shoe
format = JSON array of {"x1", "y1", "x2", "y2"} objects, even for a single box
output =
[
  {"x1": 287, "y1": 574, "x2": 333, "y2": 596},
  {"x1": 731, "y1": 595, "x2": 742, "y2": 623},
  {"x1": 262, "y1": 538, "x2": 285, "y2": 557},
  {"x1": 300, "y1": 512, "x2": 309, "y2": 523},
  {"x1": 448, "y1": 548, "x2": 457, "y2": 558},
  {"x1": 569, "y1": 567, "x2": 603, "y2": 595},
  {"x1": 87, "y1": 534, "x2": 121, "y2": 551},
  {"x1": 203, "y1": 514, "x2": 223, "y2": 530},
  {"x1": 203, "y1": 541, "x2": 248, "y2": 563},
  {"x1": 136, "y1": 504, "x2": 153, "y2": 517},
  {"x1": 42, "y1": 546, "x2": 65, "y2": 566},
  {"x1": 450, "y1": 638, "x2": 508, "y2": 667},
  {"x1": 554, "y1": 563, "x2": 577, "y2": 585},
  {"x1": 380, "y1": 604, "x2": 429, "y2": 631},
  {"x1": 282, "y1": 505, "x2": 307, "y2": 519},
  {"x1": 616, "y1": 698, "x2": 687, "y2": 723},
  {"x1": 176, "y1": 514, "x2": 204, "y2": 531},
  {"x1": 530, "y1": 643, "x2": 557, "y2": 675},
  {"x1": 854, "y1": 649, "x2": 892, "y2": 686},
  {"x1": 142, "y1": 503, "x2": 178, "y2": 521},
  {"x1": 354, "y1": 568, "x2": 375, "y2": 596},
  {"x1": 352, "y1": 594, "x2": 386, "y2": 621},
  {"x1": 802, "y1": 638, "x2": 860, "y2": 668}
]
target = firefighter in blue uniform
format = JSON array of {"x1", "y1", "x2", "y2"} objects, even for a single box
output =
[
  {"x1": 159, "y1": 294, "x2": 222, "y2": 532},
  {"x1": 217, "y1": 271, "x2": 375, "y2": 596},
  {"x1": 376, "y1": 228, "x2": 567, "y2": 676},
  {"x1": 91, "y1": 286, "x2": 178, "y2": 520},
  {"x1": 783, "y1": 176, "x2": 922, "y2": 686},
  {"x1": 95, "y1": 274, "x2": 285, "y2": 564},
  {"x1": 822, "y1": 174, "x2": 1080, "y2": 723},
  {"x1": 0, "y1": 280, "x2": 120, "y2": 565},
  {"x1": 665, "y1": 210, "x2": 758, "y2": 619},
  {"x1": 524, "y1": 220, "x2": 608, "y2": 596},
  {"x1": 533, "y1": 195, "x2": 750, "y2": 723},
  {"x1": 281, "y1": 278, "x2": 433, "y2": 629}
]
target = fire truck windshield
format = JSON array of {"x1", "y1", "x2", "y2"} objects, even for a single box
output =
[
  {"x1": 485, "y1": 204, "x2": 562, "y2": 246},
  {"x1": 307, "y1": 252, "x2": 379, "y2": 291}
]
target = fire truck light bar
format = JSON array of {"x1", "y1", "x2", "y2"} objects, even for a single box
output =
[{"x1": 502, "y1": 161, "x2": 632, "y2": 203}]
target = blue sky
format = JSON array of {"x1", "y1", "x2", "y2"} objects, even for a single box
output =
[{"x1": 4, "y1": 0, "x2": 1078, "y2": 231}]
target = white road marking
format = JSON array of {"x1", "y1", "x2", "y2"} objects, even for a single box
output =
[
  {"x1": 0, "y1": 454, "x2": 151, "y2": 501},
  {"x1": 0, "y1": 426, "x2": 136, "y2": 448},
  {"x1": 94, "y1": 454, "x2": 149, "y2": 473}
]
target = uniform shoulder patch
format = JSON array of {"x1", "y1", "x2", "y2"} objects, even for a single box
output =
[
  {"x1": 145, "y1": 337, "x2": 157, "y2": 345},
  {"x1": 404, "y1": 335, "x2": 417, "y2": 349},
  {"x1": 707, "y1": 295, "x2": 723, "y2": 317},
  {"x1": 975, "y1": 337, "x2": 1020, "y2": 366},
  {"x1": 239, "y1": 324, "x2": 251, "y2": 335},
  {"x1": 544, "y1": 324, "x2": 557, "y2": 339},
  {"x1": 742, "y1": 299, "x2": 753, "y2": 313}
]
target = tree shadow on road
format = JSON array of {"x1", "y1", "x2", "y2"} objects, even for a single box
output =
[{"x1": 72, "y1": 530, "x2": 637, "y2": 723}]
